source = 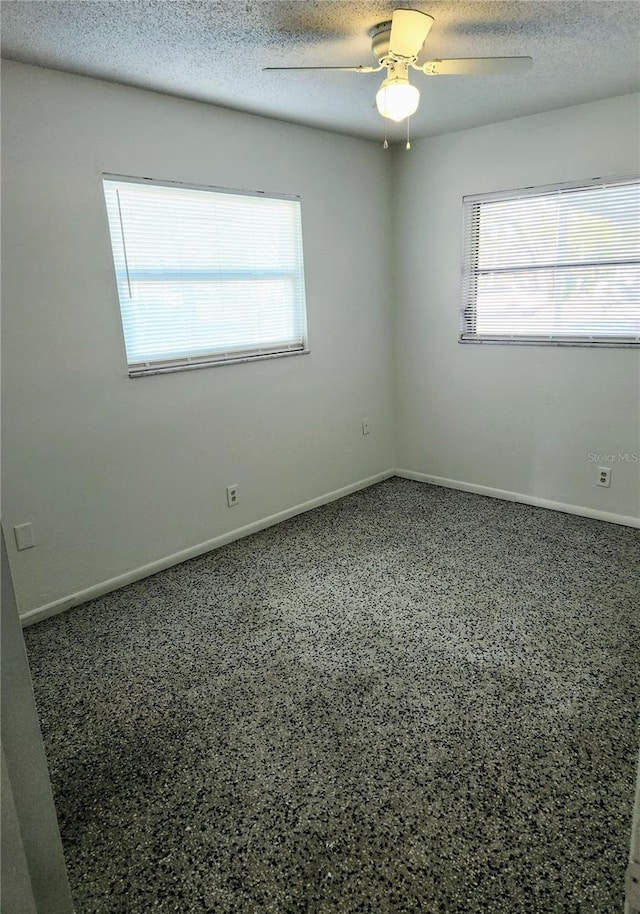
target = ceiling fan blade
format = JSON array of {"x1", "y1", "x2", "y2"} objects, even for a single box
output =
[
  {"x1": 263, "y1": 65, "x2": 381, "y2": 73},
  {"x1": 422, "y1": 57, "x2": 533, "y2": 76},
  {"x1": 389, "y1": 9, "x2": 434, "y2": 59}
]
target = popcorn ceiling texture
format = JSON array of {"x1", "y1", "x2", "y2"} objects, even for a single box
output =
[
  {"x1": 24, "y1": 478, "x2": 639, "y2": 913},
  {"x1": 2, "y1": 1, "x2": 639, "y2": 141}
]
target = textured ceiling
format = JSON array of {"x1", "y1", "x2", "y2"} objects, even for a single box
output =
[{"x1": 2, "y1": 1, "x2": 640, "y2": 143}]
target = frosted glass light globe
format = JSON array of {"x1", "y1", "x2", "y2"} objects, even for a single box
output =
[{"x1": 375, "y1": 79, "x2": 420, "y2": 122}]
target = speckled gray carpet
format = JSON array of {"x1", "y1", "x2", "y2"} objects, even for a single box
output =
[{"x1": 24, "y1": 478, "x2": 640, "y2": 914}]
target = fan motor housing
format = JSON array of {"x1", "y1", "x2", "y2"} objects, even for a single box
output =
[{"x1": 370, "y1": 21, "x2": 393, "y2": 61}]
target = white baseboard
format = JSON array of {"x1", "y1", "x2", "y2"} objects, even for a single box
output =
[
  {"x1": 20, "y1": 469, "x2": 394, "y2": 627},
  {"x1": 20, "y1": 466, "x2": 638, "y2": 626},
  {"x1": 394, "y1": 469, "x2": 640, "y2": 529}
]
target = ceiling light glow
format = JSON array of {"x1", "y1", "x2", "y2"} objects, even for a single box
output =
[{"x1": 375, "y1": 76, "x2": 420, "y2": 122}]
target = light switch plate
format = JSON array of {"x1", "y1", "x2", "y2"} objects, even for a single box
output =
[{"x1": 14, "y1": 522, "x2": 35, "y2": 551}]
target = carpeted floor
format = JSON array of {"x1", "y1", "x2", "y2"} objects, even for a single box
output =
[{"x1": 24, "y1": 478, "x2": 640, "y2": 913}]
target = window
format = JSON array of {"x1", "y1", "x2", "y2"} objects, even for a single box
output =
[
  {"x1": 103, "y1": 176, "x2": 308, "y2": 376},
  {"x1": 460, "y1": 176, "x2": 640, "y2": 346}
]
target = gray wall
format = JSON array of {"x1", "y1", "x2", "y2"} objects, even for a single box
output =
[
  {"x1": 2, "y1": 66, "x2": 638, "y2": 622},
  {"x1": 1, "y1": 749, "x2": 38, "y2": 914},
  {"x1": 1, "y1": 530, "x2": 74, "y2": 914},
  {"x1": 392, "y1": 94, "x2": 640, "y2": 522},
  {"x1": 1, "y1": 61, "x2": 394, "y2": 619},
  {"x1": 627, "y1": 751, "x2": 640, "y2": 913}
]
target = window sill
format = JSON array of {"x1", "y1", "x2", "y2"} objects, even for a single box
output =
[
  {"x1": 459, "y1": 337, "x2": 639, "y2": 348},
  {"x1": 128, "y1": 347, "x2": 310, "y2": 377}
]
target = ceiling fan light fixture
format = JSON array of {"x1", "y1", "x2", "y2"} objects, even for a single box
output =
[{"x1": 375, "y1": 75, "x2": 420, "y2": 122}]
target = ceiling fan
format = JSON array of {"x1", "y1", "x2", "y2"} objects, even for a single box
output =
[{"x1": 265, "y1": 9, "x2": 532, "y2": 124}]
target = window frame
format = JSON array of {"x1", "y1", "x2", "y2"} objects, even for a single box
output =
[
  {"x1": 459, "y1": 175, "x2": 640, "y2": 348},
  {"x1": 102, "y1": 173, "x2": 310, "y2": 377}
]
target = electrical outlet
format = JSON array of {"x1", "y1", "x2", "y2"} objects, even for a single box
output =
[
  {"x1": 226, "y1": 484, "x2": 239, "y2": 507},
  {"x1": 597, "y1": 467, "x2": 611, "y2": 488},
  {"x1": 362, "y1": 417, "x2": 370, "y2": 436}
]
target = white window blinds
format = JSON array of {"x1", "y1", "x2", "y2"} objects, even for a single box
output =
[
  {"x1": 103, "y1": 176, "x2": 308, "y2": 376},
  {"x1": 461, "y1": 177, "x2": 640, "y2": 345}
]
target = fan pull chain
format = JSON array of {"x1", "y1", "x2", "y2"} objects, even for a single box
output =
[
  {"x1": 406, "y1": 117, "x2": 411, "y2": 150},
  {"x1": 383, "y1": 119, "x2": 389, "y2": 150}
]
